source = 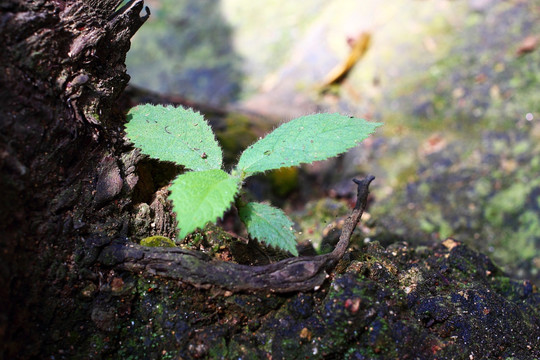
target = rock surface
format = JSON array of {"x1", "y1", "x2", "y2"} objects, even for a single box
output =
[{"x1": 76, "y1": 240, "x2": 539, "y2": 359}]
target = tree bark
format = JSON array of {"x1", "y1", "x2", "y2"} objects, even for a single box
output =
[{"x1": 0, "y1": 1, "x2": 148, "y2": 357}]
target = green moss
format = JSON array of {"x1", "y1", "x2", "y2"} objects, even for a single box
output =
[
  {"x1": 140, "y1": 236, "x2": 176, "y2": 247},
  {"x1": 513, "y1": 141, "x2": 530, "y2": 156},
  {"x1": 88, "y1": 333, "x2": 108, "y2": 354},
  {"x1": 417, "y1": 206, "x2": 453, "y2": 239},
  {"x1": 506, "y1": 211, "x2": 540, "y2": 260},
  {"x1": 208, "y1": 338, "x2": 228, "y2": 358},
  {"x1": 492, "y1": 276, "x2": 513, "y2": 295},
  {"x1": 474, "y1": 178, "x2": 493, "y2": 198},
  {"x1": 419, "y1": 217, "x2": 436, "y2": 234},
  {"x1": 484, "y1": 182, "x2": 531, "y2": 227}
]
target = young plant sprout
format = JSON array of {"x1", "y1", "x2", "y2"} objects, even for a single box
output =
[{"x1": 125, "y1": 104, "x2": 381, "y2": 255}]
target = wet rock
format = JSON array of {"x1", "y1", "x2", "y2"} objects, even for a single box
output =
[{"x1": 70, "y1": 240, "x2": 539, "y2": 359}]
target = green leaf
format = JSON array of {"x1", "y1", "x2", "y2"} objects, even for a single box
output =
[
  {"x1": 125, "y1": 104, "x2": 222, "y2": 171},
  {"x1": 236, "y1": 113, "x2": 382, "y2": 176},
  {"x1": 238, "y1": 202, "x2": 298, "y2": 256},
  {"x1": 169, "y1": 169, "x2": 240, "y2": 239}
]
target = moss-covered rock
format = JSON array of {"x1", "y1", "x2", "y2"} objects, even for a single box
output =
[
  {"x1": 63, "y1": 240, "x2": 539, "y2": 359},
  {"x1": 140, "y1": 236, "x2": 176, "y2": 247}
]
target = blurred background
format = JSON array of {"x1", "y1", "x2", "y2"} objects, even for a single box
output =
[{"x1": 126, "y1": 0, "x2": 540, "y2": 283}]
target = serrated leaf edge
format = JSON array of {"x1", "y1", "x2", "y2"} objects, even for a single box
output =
[
  {"x1": 125, "y1": 104, "x2": 223, "y2": 171},
  {"x1": 240, "y1": 202, "x2": 298, "y2": 256},
  {"x1": 235, "y1": 113, "x2": 382, "y2": 177},
  {"x1": 170, "y1": 170, "x2": 240, "y2": 239}
]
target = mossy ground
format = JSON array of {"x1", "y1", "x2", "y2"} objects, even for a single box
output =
[
  {"x1": 367, "y1": 0, "x2": 540, "y2": 282},
  {"x1": 65, "y1": 241, "x2": 539, "y2": 359}
]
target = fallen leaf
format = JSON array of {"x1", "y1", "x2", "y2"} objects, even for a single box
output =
[
  {"x1": 322, "y1": 32, "x2": 371, "y2": 87},
  {"x1": 516, "y1": 35, "x2": 538, "y2": 56}
]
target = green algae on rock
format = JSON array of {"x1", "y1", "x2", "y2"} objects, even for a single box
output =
[
  {"x1": 140, "y1": 236, "x2": 176, "y2": 247},
  {"x1": 75, "y1": 240, "x2": 539, "y2": 359}
]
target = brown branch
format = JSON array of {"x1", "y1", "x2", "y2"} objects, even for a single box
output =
[{"x1": 99, "y1": 175, "x2": 375, "y2": 293}]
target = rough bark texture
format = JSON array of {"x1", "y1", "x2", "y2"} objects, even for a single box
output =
[
  {"x1": 0, "y1": 0, "x2": 149, "y2": 357},
  {"x1": 1, "y1": 1, "x2": 539, "y2": 359}
]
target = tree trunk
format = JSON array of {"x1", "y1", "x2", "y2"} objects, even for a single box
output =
[
  {"x1": 0, "y1": 1, "x2": 149, "y2": 357},
  {"x1": 2, "y1": 1, "x2": 539, "y2": 359}
]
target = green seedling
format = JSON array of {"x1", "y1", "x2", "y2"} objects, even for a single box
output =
[{"x1": 125, "y1": 104, "x2": 381, "y2": 255}]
